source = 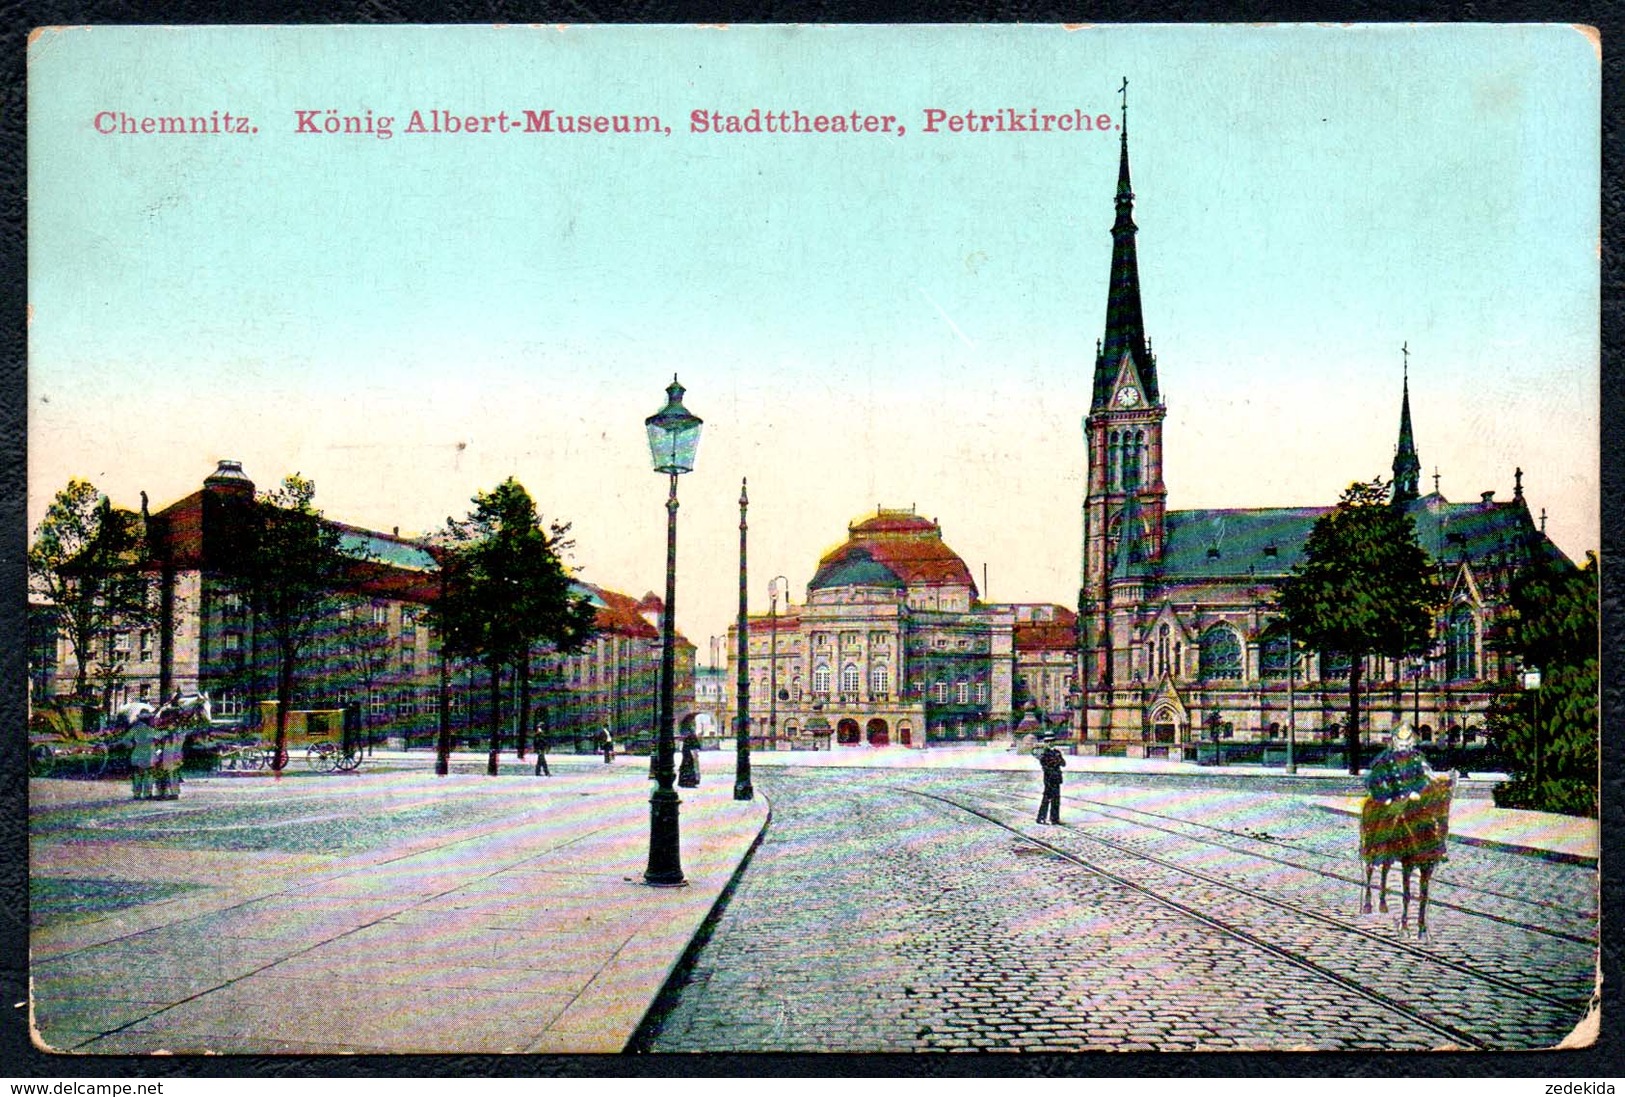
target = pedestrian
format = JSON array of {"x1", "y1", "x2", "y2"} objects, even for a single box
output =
[
  {"x1": 678, "y1": 727, "x2": 701, "y2": 787},
  {"x1": 128, "y1": 714, "x2": 158, "y2": 800},
  {"x1": 1036, "y1": 735, "x2": 1065, "y2": 824},
  {"x1": 152, "y1": 720, "x2": 184, "y2": 800},
  {"x1": 600, "y1": 726, "x2": 615, "y2": 764},
  {"x1": 533, "y1": 721, "x2": 551, "y2": 777}
]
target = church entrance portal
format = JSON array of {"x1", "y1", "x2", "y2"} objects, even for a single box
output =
[
  {"x1": 866, "y1": 718, "x2": 890, "y2": 746},
  {"x1": 836, "y1": 718, "x2": 860, "y2": 746},
  {"x1": 1154, "y1": 722, "x2": 1176, "y2": 743}
]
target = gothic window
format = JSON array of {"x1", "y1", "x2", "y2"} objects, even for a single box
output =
[
  {"x1": 1199, "y1": 625, "x2": 1243, "y2": 681},
  {"x1": 1260, "y1": 632, "x2": 1291, "y2": 678},
  {"x1": 840, "y1": 663, "x2": 861, "y2": 693},
  {"x1": 1322, "y1": 650, "x2": 1352, "y2": 681},
  {"x1": 1108, "y1": 431, "x2": 1120, "y2": 490},
  {"x1": 813, "y1": 664, "x2": 831, "y2": 695},
  {"x1": 1158, "y1": 624, "x2": 1170, "y2": 677},
  {"x1": 870, "y1": 664, "x2": 890, "y2": 696},
  {"x1": 1447, "y1": 605, "x2": 1478, "y2": 681}
]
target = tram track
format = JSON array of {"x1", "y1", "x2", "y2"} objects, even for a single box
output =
[
  {"x1": 901, "y1": 786, "x2": 1593, "y2": 1048},
  {"x1": 972, "y1": 786, "x2": 1595, "y2": 945}
]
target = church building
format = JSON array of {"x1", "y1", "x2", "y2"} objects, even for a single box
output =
[{"x1": 1075, "y1": 106, "x2": 1571, "y2": 757}]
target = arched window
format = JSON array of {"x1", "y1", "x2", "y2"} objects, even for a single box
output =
[
  {"x1": 841, "y1": 663, "x2": 861, "y2": 694},
  {"x1": 1260, "y1": 632, "x2": 1291, "y2": 678},
  {"x1": 1199, "y1": 625, "x2": 1243, "y2": 680},
  {"x1": 813, "y1": 664, "x2": 831, "y2": 695},
  {"x1": 1108, "y1": 431, "x2": 1120, "y2": 490},
  {"x1": 870, "y1": 664, "x2": 890, "y2": 696},
  {"x1": 1158, "y1": 624, "x2": 1170, "y2": 677},
  {"x1": 791, "y1": 676, "x2": 803, "y2": 701},
  {"x1": 1447, "y1": 605, "x2": 1478, "y2": 681}
]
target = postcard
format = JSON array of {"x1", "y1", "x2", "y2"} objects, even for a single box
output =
[{"x1": 25, "y1": 24, "x2": 1600, "y2": 1060}]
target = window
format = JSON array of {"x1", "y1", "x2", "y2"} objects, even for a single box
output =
[
  {"x1": 813, "y1": 664, "x2": 831, "y2": 694},
  {"x1": 1447, "y1": 605, "x2": 1478, "y2": 681},
  {"x1": 840, "y1": 663, "x2": 861, "y2": 693},
  {"x1": 974, "y1": 681, "x2": 988, "y2": 704},
  {"x1": 112, "y1": 631, "x2": 131, "y2": 653},
  {"x1": 792, "y1": 677, "x2": 803, "y2": 701},
  {"x1": 870, "y1": 631, "x2": 888, "y2": 648},
  {"x1": 933, "y1": 681, "x2": 949, "y2": 703},
  {"x1": 956, "y1": 679, "x2": 970, "y2": 704},
  {"x1": 1260, "y1": 632, "x2": 1291, "y2": 678},
  {"x1": 138, "y1": 682, "x2": 151, "y2": 701},
  {"x1": 400, "y1": 646, "x2": 415, "y2": 674},
  {"x1": 401, "y1": 608, "x2": 417, "y2": 639},
  {"x1": 1321, "y1": 650, "x2": 1352, "y2": 681},
  {"x1": 370, "y1": 689, "x2": 387, "y2": 716},
  {"x1": 870, "y1": 665, "x2": 890, "y2": 696},
  {"x1": 222, "y1": 591, "x2": 244, "y2": 615},
  {"x1": 223, "y1": 631, "x2": 242, "y2": 654},
  {"x1": 372, "y1": 603, "x2": 389, "y2": 627},
  {"x1": 139, "y1": 630, "x2": 153, "y2": 662},
  {"x1": 1199, "y1": 625, "x2": 1243, "y2": 680}
]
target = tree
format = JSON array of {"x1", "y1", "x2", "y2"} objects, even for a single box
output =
[
  {"x1": 1488, "y1": 551, "x2": 1598, "y2": 816},
  {"x1": 1275, "y1": 477, "x2": 1440, "y2": 774},
  {"x1": 425, "y1": 479, "x2": 596, "y2": 776},
  {"x1": 233, "y1": 475, "x2": 351, "y2": 771},
  {"x1": 333, "y1": 597, "x2": 392, "y2": 748},
  {"x1": 28, "y1": 480, "x2": 156, "y2": 728}
]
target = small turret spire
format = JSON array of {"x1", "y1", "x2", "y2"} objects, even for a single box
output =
[{"x1": 1392, "y1": 343, "x2": 1421, "y2": 506}]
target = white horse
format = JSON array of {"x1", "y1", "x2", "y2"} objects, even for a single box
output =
[{"x1": 155, "y1": 691, "x2": 212, "y2": 729}]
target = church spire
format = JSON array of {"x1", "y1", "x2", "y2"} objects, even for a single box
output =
[
  {"x1": 1092, "y1": 77, "x2": 1157, "y2": 411},
  {"x1": 1392, "y1": 342, "x2": 1421, "y2": 505}
]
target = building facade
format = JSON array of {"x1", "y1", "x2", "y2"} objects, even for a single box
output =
[
  {"x1": 724, "y1": 508, "x2": 1036, "y2": 749},
  {"x1": 47, "y1": 461, "x2": 693, "y2": 751},
  {"x1": 1074, "y1": 120, "x2": 1571, "y2": 756}
]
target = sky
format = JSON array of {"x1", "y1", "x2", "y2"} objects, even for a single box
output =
[{"x1": 27, "y1": 24, "x2": 1601, "y2": 655}]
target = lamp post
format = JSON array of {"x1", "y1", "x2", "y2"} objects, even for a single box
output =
[
  {"x1": 643, "y1": 376, "x2": 702, "y2": 887},
  {"x1": 1284, "y1": 627, "x2": 1297, "y2": 775},
  {"x1": 734, "y1": 480, "x2": 754, "y2": 801},
  {"x1": 769, "y1": 575, "x2": 788, "y2": 753},
  {"x1": 1521, "y1": 665, "x2": 1542, "y2": 795}
]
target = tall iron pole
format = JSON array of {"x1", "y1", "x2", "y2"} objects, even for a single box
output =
[
  {"x1": 734, "y1": 479, "x2": 754, "y2": 800},
  {"x1": 643, "y1": 471, "x2": 684, "y2": 886},
  {"x1": 1284, "y1": 627, "x2": 1296, "y2": 775}
]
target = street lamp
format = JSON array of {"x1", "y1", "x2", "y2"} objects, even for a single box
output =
[
  {"x1": 1521, "y1": 665, "x2": 1542, "y2": 792},
  {"x1": 734, "y1": 480, "x2": 753, "y2": 801},
  {"x1": 769, "y1": 575, "x2": 788, "y2": 753},
  {"x1": 643, "y1": 376, "x2": 703, "y2": 887}
]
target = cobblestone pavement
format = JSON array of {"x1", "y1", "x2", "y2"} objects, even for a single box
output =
[{"x1": 643, "y1": 769, "x2": 1598, "y2": 1053}]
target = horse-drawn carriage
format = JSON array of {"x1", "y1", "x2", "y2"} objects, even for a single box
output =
[{"x1": 245, "y1": 703, "x2": 366, "y2": 772}]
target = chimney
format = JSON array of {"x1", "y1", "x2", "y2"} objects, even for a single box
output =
[{"x1": 1481, "y1": 491, "x2": 1495, "y2": 505}]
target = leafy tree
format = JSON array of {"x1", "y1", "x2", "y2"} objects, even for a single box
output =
[
  {"x1": 233, "y1": 475, "x2": 351, "y2": 771},
  {"x1": 28, "y1": 480, "x2": 157, "y2": 728},
  {"x1": 426, "y1": 479, "x2": 596, "y2": 776},
  {"x1": 1275, "y1": 477, "x2": 1440, "y2": 774},
  {"x1": 333, "y1": 597, "x2": 392, "y2": 748},
  {"x1": 1489, "y1": 551, "x2": 1598, "y2": 816}
]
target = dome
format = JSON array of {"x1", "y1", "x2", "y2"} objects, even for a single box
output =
[{"x1": 809, "y1": 508, "x2": 977, "y2": 595}]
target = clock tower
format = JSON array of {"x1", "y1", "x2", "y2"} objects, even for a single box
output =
[{"x1": 1080, "y1": 83, "x2": 1166, "y2": 694}]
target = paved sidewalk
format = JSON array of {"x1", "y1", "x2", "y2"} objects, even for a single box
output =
[
  {"x1": 1303, "y1": 793, "x2": 1599, "y2": 864},
  {"x1": 30, "y1": 759, "x2": 768, "y2": 1055}
]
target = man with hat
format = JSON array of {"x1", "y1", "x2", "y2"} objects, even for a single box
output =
[
  {"x1": 1036, "y1": 735, "x2": 1066, "y2": 825},
  {"x1": 1364, "y1": 722, "x2": 1434, "y2": 804}
]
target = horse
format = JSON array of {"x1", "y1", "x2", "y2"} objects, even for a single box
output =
[
  {"x1": 1360, "y1": 772, "x2": 1454, "y2": 938},
  {"x1": 154, "y1": 690, "x2": 212, "y2": 729}
]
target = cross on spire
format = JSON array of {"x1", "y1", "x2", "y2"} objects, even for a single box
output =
[
  {"x1": 1540, "y1": 508, "x2": 1548, "y2": 533},
  {"x1": 1119, "y1": 77, "x2": 1128, "y2": 132},
  {"x1": 1433, "y1": 467, "x2": 1441, "y2": 494},
  {"x1": 1402, "y1": 341, "x2": 1409, "y2": 382}
]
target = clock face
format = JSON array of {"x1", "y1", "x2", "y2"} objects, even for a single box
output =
[{"x1": 1117, "y1": 386, "x2": 1141, "y2": 408}]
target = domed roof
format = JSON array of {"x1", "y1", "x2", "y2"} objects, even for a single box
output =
[
  {"x1": 807, "y1": 548, "x2": 905, "y2": 591},
  {"x1": 809, "y1": 508, "x2": 977, "y2": 594}
]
